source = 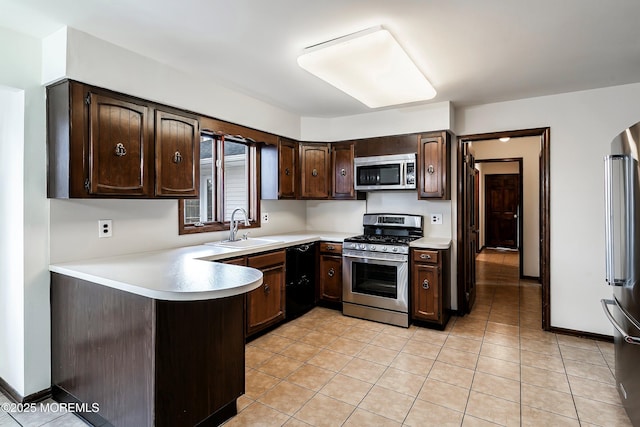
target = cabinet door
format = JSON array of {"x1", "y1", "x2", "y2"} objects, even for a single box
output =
[
  {"x1": 412, "y1": 264, "x2": 440, "y2": 322},
  {"x1": 331, "y1": 142, "x2": 355, "y2": 199},
  {"x1": 279, "y1": 138, "x2": 298, "y2": 199},
  {"x1": 319, "y1": 255, "x2": 342, "y2": 303},
  {"x1": 88, "y1": 92, "x2": 152, "y2": 196},
  {"x1": 246, "y1": 264, "x2": 285, "y2": 336},
  {"x1": 300, "y1": 144, "x2": 330, "y2": 199},
  {"x1": 418, "y1": 135, "x2": 444, "y2": 199},
  {"x1": 155, "y1": 110, "x2": 199, "y2": 197}
]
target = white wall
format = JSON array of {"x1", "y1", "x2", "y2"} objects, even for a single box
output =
[
  {"x1": 59, "y1": 27, "x2": 301, "y2": 139},
  {"x1": 0, "y1": 86, "x2": 25, "y2": 395},
  {"x1": 473, "y1": 137, "x2": 541, "y2": 277},
  {"x1": 301, "y1": 101, "x2": 453, "y2": 141},
  {"x1": 0, "y1": 27, "x2": 49, "y2": 397},
  {"x1": 455, "y1": 83, "x2": 640, "y2": 335}
]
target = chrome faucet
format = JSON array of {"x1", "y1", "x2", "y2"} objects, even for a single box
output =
[{"x1": 229, "y1": 208, "x2": 250, "y2": 242}]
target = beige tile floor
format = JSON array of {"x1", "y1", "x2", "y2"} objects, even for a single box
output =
[
  {"x1": 0, "y1": 249, "x2": 631, "y2": 426},
  {"x1": 226, "y1": 249, "x2": 632, "y2": 427}
]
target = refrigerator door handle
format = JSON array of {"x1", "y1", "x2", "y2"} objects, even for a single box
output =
[
  {"x1": 601, "y1": 299, "x2": 640, "y2": 345},
  {"x1": 604, "y1": 154, "x2": 633, "y2": 286}
]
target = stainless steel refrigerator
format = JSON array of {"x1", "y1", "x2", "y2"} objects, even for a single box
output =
[{"x1": 603, "y1": 120, "x2": 640, "y2": 426}]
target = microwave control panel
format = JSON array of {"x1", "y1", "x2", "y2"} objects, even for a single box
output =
[{"x1": 406, "y1": 162, "x2": 415, "y2": 185}]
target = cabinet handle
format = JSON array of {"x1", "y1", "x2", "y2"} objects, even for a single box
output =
[
  {"x1": 264, "y1": 284, "x2": 271, "y2": 295},
  {"x1": 420, "y1": 254, "x2": 431, "y2": 260},
  {"x1": 285, "y1": 168, "x2": 290, "y2": 176},
  {"x1": 328, "y1": 268, "x2": 335, "y2": 278},
  {"x1": 312, "y1": 168, "x2": 318, "y2": 177},
  {"x1": 340, "y1": 168, "x2": 346, "y2": 176},
  {"x1": 326, "y1": 244, "x2": 335, "y2": 251},
  {"x1": 427, "y1": 165, "x2": 435, "y2": 174},
  {"x1": 422, "y1": 279, "x2": 430, "y2": 289},
  {"x1": 114, "y1": 143, "x2": 127, "y2": 157},
  {"x1": 173, "y1": 151, "x2": 183, "y2": 164}
]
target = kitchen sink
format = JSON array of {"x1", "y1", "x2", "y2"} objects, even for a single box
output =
[{"x1": 206, "y1": 238, "x2": 283, "y2": 249}]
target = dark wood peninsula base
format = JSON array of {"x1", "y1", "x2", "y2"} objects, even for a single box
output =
[{"x1": 51, "y1": 273, "x2": 245, "y2": 427}]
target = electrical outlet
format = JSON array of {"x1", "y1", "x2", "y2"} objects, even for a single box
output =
[
  {"x1": 262, "y1": 212, "x2": 269, "y2": 223},
  {"x1": 430, "y1": 214, "x2": 443, "y2": 225},
  {"x1": 98, "y1": 219, "x2": 113, "y2": 238}
]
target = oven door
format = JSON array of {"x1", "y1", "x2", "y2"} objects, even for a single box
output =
[{"x1": 342, "y1": 251, "x2": 409, "y2": 313}]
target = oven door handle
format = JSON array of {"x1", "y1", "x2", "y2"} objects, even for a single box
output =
[{"x1": 343, "y1": 253, "x2": 407, "y2": 263}]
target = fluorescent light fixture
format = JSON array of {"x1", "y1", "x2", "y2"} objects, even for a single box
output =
[
  {"x1": 297, "y1": 26, "x2": 436, "y2": 108},
  {"x1": 499, "y1": 137, "x2": 511, "y2": 142}
]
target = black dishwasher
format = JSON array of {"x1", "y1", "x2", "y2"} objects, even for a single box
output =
[{"x1": 285, "y1": 243, "x2": 316, "y2": 320}]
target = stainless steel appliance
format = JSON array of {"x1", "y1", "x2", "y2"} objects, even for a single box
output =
[
  {"x1": 343, "y1": 213, "x2": 423, "y2": 327},
  {"x1": 602, "y1": 120, "x2": 640, "y2": 426},
  {"x1": 353, "y1": 153, "x2": 416, "y2": 191}
]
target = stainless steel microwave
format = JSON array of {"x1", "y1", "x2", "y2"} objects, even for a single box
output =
[{"x1": 354, "y1": 153, "x2": 416, "y2": 191}]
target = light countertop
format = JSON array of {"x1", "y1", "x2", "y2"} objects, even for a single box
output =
[
  {"x1": 49, "y1": 231, "x2": 356, "y2": 301},
  {"x1": 410, "y1": 237, "x2": 452, "y2": 250},
  {"x1": 49, "y1": 231, "x2": 451, "y2": 301}
]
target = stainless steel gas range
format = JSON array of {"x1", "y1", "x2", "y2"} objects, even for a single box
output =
[{"x1": 342, "y1": 213, "x2": 423, "y2": 327}]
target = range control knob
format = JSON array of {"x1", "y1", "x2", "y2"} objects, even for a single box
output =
[
  {"x1": 392, "y1": 247, "x2": 399, "y2": 253},
  {"x1": 370, "y1": 245, "x2": 376, "y2": 251},
  {"x1": 381, "y1": 246, "x2": 388, "y2": 252},
  {"x1": 359, "y1": 244, "x2": 366, "y2": 250}
]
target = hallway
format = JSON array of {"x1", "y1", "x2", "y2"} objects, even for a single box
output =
[{"x1": 474, "y1": 248, "x2": 541, "y2": 329}]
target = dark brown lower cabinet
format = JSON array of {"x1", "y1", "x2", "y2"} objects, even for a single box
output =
[
  {"x1": 246, "y1": 250, "x2": 286, "y2": 337},
  {"x1": 50, "y1": 273, "x2": 244, "y2": 427},
  {"x1": 410, "y1": 248, "x2": 451, "y2": 329},
  {"x1": 318, "y1": 242, "x2": 343, "y2": 306}
]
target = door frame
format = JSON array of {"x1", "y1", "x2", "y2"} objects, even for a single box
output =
[
  {"x1": 476, "y1": 159, "x2": 524, "y2": 276},
  {"x1": 457, "y1": 128, "x2": 551, "y2": 330}
]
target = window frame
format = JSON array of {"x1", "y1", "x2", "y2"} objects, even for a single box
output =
[{"x1": 178, "y1": 132, "x2": 261, "y2": 235}]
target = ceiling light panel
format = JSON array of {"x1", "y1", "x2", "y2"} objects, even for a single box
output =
[{"x1": 297, "y1": 26, "x2": 436, "y2": 108}]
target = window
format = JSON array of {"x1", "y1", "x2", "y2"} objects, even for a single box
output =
[{"x1": 179, "y1": 132, "x2": 259, "y2": 234}]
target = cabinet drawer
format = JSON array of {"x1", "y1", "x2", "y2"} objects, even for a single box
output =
[
  {"x1": 413, "y1": 250, "x2": 439, "y2": 264},
  {"x1": 247, "y1": 250, "x2": 285, "y2": 269},
  {"x1": 319, "y1": 242, "x2": 342, "y2": 254}
]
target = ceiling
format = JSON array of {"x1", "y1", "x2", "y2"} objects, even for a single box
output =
[{"x1": 2, "y1": 0, "x2": 640, "y2": 118}]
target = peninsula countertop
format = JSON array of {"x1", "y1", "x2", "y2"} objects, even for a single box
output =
[
  {"x1": 48, "y1": 231, "x2": 357, "y2": 301},
  {"x1": 49, "y1": 231, "x2": 452, "y2": 301}
]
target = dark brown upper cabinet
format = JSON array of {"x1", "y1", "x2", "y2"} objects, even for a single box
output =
[
  {"x1": 299, "y1": 143, "x2": 331, "y2": 199},
  {"x1": 331, "y1": 142, "x2": 356, "y2": 200},
  {"x1": 262, "y1": 139, "x2": 362, "y2": 201},
  {"x1": 261, "y1": 137, "x2": 298, "y2": 200},
  {"x1": 154, "y1": 110, "x2": 199, "y2": 197},
  {"x1": 46, "y1": 79, "x2": 199, "y2": 199},
  {"x1": 87, "y1": 92, "x2": 152, "y2": 196},
  {"x1": 278, "y1": 138, "x2": 299, "y2": 199},
  {"x1": 418, "y1": 131, "x2": 451, "y2": 200}
]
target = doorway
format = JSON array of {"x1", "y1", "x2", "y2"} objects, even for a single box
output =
[{"x1": 457, "y1": 128, "x2": 550, "y2": 330}]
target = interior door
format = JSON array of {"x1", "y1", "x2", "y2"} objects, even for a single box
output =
[
  {"x1": 485, "y1": 174, "x2": 520, "y2": 248},
  {"x1": 462, "y1": 144, "x2": 477, "y2": 313}
]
